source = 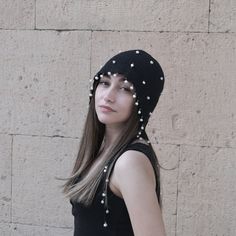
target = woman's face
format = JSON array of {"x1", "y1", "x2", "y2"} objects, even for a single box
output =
[{"x1": 95, "y1": 74, "x2": 135, "y2": 127}]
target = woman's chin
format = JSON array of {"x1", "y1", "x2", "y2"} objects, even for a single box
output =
[{"x1": 97, "y1": 118, "x2": 126, "y2": 127}]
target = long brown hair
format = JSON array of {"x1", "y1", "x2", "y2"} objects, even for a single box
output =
[{"x1": 62, "y1": 83, "x2": 162, "y2": 207}]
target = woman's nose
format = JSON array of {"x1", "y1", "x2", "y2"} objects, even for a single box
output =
[{"x1": 104, "y1": 87, "x2": 116, "y2": 103}]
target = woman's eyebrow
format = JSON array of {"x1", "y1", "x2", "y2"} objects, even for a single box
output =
[{"x1": 104, "y1": 75, "x2": 131, "y2": 84}]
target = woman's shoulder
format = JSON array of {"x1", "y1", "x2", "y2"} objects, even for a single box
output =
[
  {"x1": 116, "y1": 153, "x2": 152, "y2": 179},
  {"x1": 107, "y1": 138, "x2": 157, "y2": 183},
  {"x1": 110, "y1": 141, "x2": 156, "y2": 193},
  {"x1": 115, "y1": 139, "x2": 154, "y2": 173}
]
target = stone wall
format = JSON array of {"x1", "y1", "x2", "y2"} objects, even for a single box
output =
[{"x1": 0, "y1": 1, "x2": 235, "y2": 235}]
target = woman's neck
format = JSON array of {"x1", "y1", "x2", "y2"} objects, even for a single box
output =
[{"x1": 103, "y1": 124, "x2": 125, "y2": 149}]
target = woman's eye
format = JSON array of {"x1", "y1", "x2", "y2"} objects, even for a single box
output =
[
  {"x1": 120, "y1": 87, "x2": 131, "y2": 92},
  {"x1": 99, "y1": 81, "x2": 109, "y2": 86}
]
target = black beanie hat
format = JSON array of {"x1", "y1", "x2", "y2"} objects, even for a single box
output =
[{"x1": 89, "y1": 49, "x2": 165, "y2": 141}]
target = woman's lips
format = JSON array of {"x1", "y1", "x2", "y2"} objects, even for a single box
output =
[{"x1": 99, "y1": 105, "x2": 115, "y2": 112}]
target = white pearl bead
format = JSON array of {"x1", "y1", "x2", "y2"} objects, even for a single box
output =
[
  {"x1": 100, "y1": 74, "x2": 103, "y2": 78},
  {"x1": 160, "y1": 77, "x2": 164, "y2": 80},
  {"x1": 135, "y1": 102, "x2": 139, "y2": 106},
  {"x1": 106, "y1": 209, "x2": 109, "y2": 214},
  {"x1": 130, "y1": 63, "x2": 134, "y2": 67},
  {"x1": 133, "y1": 94, "x2": 136, "y2": 98},
  {"x1": 95, "y1": 76, "x2": 99, "y2": 80},
  {"x1": 124, "y1": 80, "x2": 128, "y2": 83},
  {"x1": 101, "y1": 200, "x2": 104, "y2": 204},
  {"x1": 89, "y1": 93, "x2": 93, "y2": 97},
  {"x1": 103, "y1": 222, "x2": 108, "y2": 227},
  {"x1": 147, "y1": 96, "x2": 150, "y2": 100},
  {"x1": 130, "y1": 86, "x2": 134, "y2": 90},
  {"x1": 150, "y1": 60, "x2": 154, "y2": 64},
  {"x1": 142, "y1": 81, "x2": 146, "y2": 84},
  {"x1": 136, "y1": 50, "x2": 140, "y2": 54},
  {"x1": 112, "y1": 60, "x2": 116, "y2": 64},
  {"x1": 108, "y1": 71, "x2": 111, "y2": 75}
]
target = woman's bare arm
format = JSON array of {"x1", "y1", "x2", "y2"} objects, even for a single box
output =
[{"x1": 110, "y1": 150, "x2": 166, "y2": 236}]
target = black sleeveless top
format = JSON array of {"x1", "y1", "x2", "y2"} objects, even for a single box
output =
[{"x1": 70, "y1": 142, "x2": 160, "y2": 236}]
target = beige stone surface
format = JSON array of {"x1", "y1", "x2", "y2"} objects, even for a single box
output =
[
  {"x1": 153, "y1": 143, "x2": 179, "y2": 236},
  {"x1": 0, "y1": 30, "x2": 91, "y2": 138},
  {"x1": 91, "y1": 31, "x2": 236, "y2": 148},
  {"x1": 177, "y1": 145, "x2": 236, "y2": 236},
  {"x1": 0, "y1": 134, "x2": 12, "y2": 222},
  {"x1": 0, "y1": 222, "x2": 72, "y2": 236},
  {"x1": 210, "y1": 0, "x2": 236, "y2": 32},
  {"x1": 12, "y1": 135, "x2": 78, "y2": 227},
  {"x1": 0, "y1": 0, "x2": 235, "y2": 235},
  {"x1": 11, "y1": 223, "x2": 73, "y2": 236},
  {"x1": 0, "y1": 0, "x2": 35, "y2": 29},
  {"x1": 36, "y1": 0, "x2": 208, "y2": 32},
  {"x1": 0, "y1": 223, "x2": 11, "y2": 236}
]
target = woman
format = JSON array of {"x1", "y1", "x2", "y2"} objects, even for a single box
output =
[{"x1": 62, "y1": 50, "x2": 166, "y2": 236}]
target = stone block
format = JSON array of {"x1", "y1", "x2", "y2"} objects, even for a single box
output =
[
  {"x1": 177, "y1": 145, "x2": 236, "y2": 235},
  {"x1": 36, "y1": 0, "x2": 208, "y2": 32},
  {"x1": 0, "y1": 134, "x2": 12, "y2": 222},
  {"x1": 0, "y1": 0, "x2": 34, "y2": 29},
  {"x1": 12, "y1": 135, "x2": 79, "y2": 227},
  {"x1": 210, "y1": 0, "x2": 236, "y2": 32},
  {"x1": 153, "y1": 143, "x2": 179, "y2": 236},
  {"x1": 0, "y1": 30, "x2": 91, "y2": 138},
  {"x1": 91, "y1": 31, "x2": 236, "y2": 148},
  {"x1": 0, "y1": 223, "x2": 11, "y2": 236},
  {"x1": 11, "y1": 223, "x2": 73, "y2": 236}
]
